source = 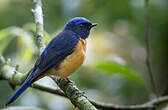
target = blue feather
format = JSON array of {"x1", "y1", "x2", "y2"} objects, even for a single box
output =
[
  {"x1": 5, "y1": 68, "x2": 39, "y2": 106},
  {"x1": 43, "y1": 49, "x2": 48, "y2": 56},
  {"x1": 68, "y1": 17, "x2": 91, "y2": 25},
  {"x1": 34, "y1": 30, "x2": 79, "y2": 75},
  {"x1": 6, "y1": 17, "x2": 95, "y2": 105},
  {"x1": 6, "y1": 30, "x2": 79, "y2": 105}
]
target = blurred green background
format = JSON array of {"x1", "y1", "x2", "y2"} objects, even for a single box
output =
[{"x1": 0, "y1": 0, "x2": 167, "y2": 110}]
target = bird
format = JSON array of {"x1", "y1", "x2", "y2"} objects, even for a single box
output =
[{"x1": 6, "y1": 17, "x2": 97, "y2": 105}]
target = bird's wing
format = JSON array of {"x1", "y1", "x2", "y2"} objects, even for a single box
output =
[
  {"x1": 5, "y1": 31, "x2": 79, "y2": 105},
  {"x1": 33, "y1": 30, "x2": 79, "y2": 79}
]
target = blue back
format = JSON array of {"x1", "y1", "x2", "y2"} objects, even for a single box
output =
[
  {"x1": 6, "y1": 17, "x2": 95, "y2": 105},
  {"x1": 35, "y1": 30, "x2": 79, "y2": 77},
  {"x1": 6, "y1": 30, "x2": 79, "y2": 105}
]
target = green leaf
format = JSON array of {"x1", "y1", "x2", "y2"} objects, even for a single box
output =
[
  {"x1": 44, "y1": 31, "x2": 51, "y2": 44},
  {"x1": 0, "y1": 29, "x2": 13, "y2": 53},
  {"x1": 95, "y1": 61, "x2": 144, "y2": 85},
  {"x1": 0, "y1": 26, "x2": 36, "y2": 62}
]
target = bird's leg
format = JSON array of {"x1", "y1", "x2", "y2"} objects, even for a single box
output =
[
  {"x1": 57, "y1": 77, "x2": 72, "y2": 88},
  {"x1": 65, "y1": 77, "x2": 74, "y2": 84}
]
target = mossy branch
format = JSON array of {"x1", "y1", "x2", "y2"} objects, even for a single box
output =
[
  {"x1": 23, "y1": 0, "x2": 97, "y2": 109},
  {"x1": 51, "y1": 77, "x2": 97, "y2": 110},
  {"x1": 1, "y1": 55, "x2": 168, "y2": 110},
  {"x1": 31, "y1": 0, "x2": 45, "y2": 54},
  {"x1": 0, "y1": 0, "x2": 166, "y2": 110}
]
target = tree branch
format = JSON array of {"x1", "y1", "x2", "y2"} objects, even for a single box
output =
[
  {"x1": 51, "y1": 76, "x2": 97, "y2": 110},
  {"x1": 31, "y1": 0, "x2": 97, "y2": 109},
  {"x1": 1, "y1": 55, "x2": 168, "y2": 110},
  {"x1": 31, "y1": 0, "x2": 45, "y2": 54},
  {"x1": 0, "y1": 0, "x2": 164, "y2": 109},
  {"x1": 144, "y1": 0, "x2": 159, "y2": 97}
]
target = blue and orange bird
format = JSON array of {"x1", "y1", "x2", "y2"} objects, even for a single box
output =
[{"x1": 6, "y1": 17, "x2": 97, "y2": 105}]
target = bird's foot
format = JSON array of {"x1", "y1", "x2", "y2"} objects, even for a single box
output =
[{"x1": 65, "y1": 77, "x2": 74, "y2": 84}]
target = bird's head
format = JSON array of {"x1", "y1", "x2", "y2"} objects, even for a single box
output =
[{"x1": 64, "y1": 17, "x2": 97, "y2": 39}]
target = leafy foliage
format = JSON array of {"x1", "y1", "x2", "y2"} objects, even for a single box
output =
[
  {"x1": 95, "y1": 60, "x2": 144, "y2": 85},
  {"x1": 0, "y1": 0, "x2": 167, "y2": 109},
  {"x1": 0, "y1": 26, "x2": 35, "y2": 62}
]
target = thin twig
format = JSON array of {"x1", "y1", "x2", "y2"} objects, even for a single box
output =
[
  {"x1": 0, "y1": 61, "x2": 168, "y2": 110},
  {"x1": 0, "y1": 54, "x2": 167, "y2": 109},
  {"x1": 31, "y1": 83, "x2": 66, "y2": 97},
  {"x1": 31, "y1": 0, "x2": 97, "y2": 109},
  {"x1": 0, "y1": 0, "x2": 163, "y2": 109},
  {"x1": 51, "y1": 77, "x2": 97, "y2": 110},
  {"x1": 144, "y1": 0, "x2": 159, "y2": 97},
  {"x1": 31, "y1": 0, "x2": 45, "y2": 54}
]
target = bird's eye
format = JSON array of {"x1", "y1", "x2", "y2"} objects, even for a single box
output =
[{"x1": 79, "y1": 24, "x2": 84, "y2": 27}]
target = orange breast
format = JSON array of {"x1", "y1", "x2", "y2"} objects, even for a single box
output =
[{"x1": 47, "y1": 38, "x2": 87, "y2": 78}]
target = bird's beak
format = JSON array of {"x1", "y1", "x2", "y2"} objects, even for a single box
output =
[{"x1": 91, "y1": 23, "x2": 98, "y2": 28}]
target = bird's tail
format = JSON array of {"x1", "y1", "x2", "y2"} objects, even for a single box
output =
[{"x1": 5, "y1": 72, "x2": 36, "y2": 106}]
